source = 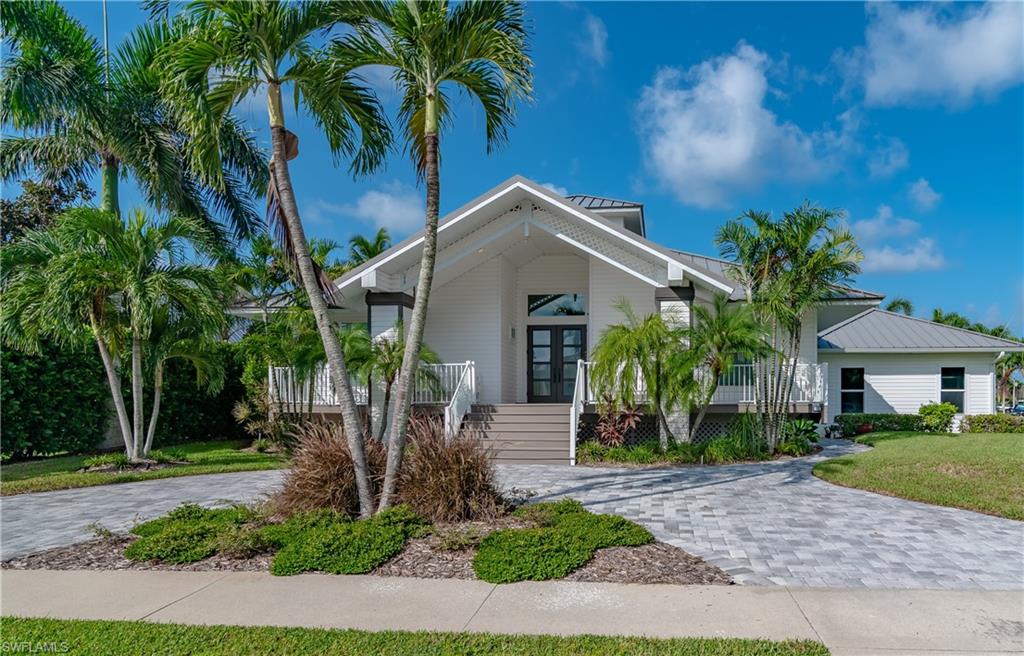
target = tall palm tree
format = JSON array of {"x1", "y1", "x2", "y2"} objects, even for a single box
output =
[
  {"x1": 1, "y1": 207, "x2": 226, "y2": 461},
  {"x1": 349, "y1": 227, "x2": 391, "y2": 266},
  {"x1": 683, "y1": 294, "x2": 772, "y2": 442},
  {"x1": 329, "y1": 0, "x2": 533, "y2": 510},
  {"x1": 164, "y1": 1, "x2": 392, "y2": 517},
  {"x1": 0, "y1": 1, "x2": 264, "y2": 238},
  {"x1": 590, "y1": 299, "x2": 691, "y2": 451},
  {"x1": 885, "y1": 297, "x2": 914, "y2": 316},
  {"x1": 717, "y1": 204, "x2": 861, "y2": 450}
]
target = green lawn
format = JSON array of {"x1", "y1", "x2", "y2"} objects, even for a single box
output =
[
  {"x1": 0, "y1": 441, "x2": 288, "y2": 496},
  {"x1": 813, "y1": 432, "x2": 1024, "y2": 520},
  {"x1": 0, "y1": 617, "x2": 830, "y2": 656}
]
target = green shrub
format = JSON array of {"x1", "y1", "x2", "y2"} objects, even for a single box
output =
[
  {"x1": 961, "y1": 414, "x2": 1024, "y2": 433},
  {"x1": 260, "y1": 508, "x2": 349, "y2": 549},
  {"x1": 575, "y1": 439, "x2": 698, "y2": 465},
  {"x1": 835, "y1": 413, "x2": 924, "y2": 436},
  {"x1": 472, "y1": 528, "x2": 594, "y2": 583},
  {"x1": 83, "y1": 453, "x2": 131, "y2": 470},
  {"x1": 919, "y1": 402, "x2": 958, "y2": 432},
  {"x1": 475, "y1": 500, "x2": 653, "y2": 583},
  {"x1": 149, "y1": 448, "x2": 189, "y2": 464},
  {"x1": 1, "y1": 343, "x2": 109, "y2": 459},
  {"x1": 777, "y1": 435, "x2": 813, "y2": 457},
  {"x1": 212, "y1": 524, "x2": 272, "y2": 559},
  {"x1": 126, "y1": 504, "x2": 259, "y2": 564},
  {"x1": 267, "y1": 505, "x2": 425, "y2": 576},
  {"x1": 785, "y1": 419, "x2": 819, "y2": 443}
]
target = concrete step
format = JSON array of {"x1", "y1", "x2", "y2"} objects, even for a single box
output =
[
  {"x1": 485, "y1": 448, "x2": 573, "y2": 461},
  {"x1": 466, "y1": 414, "x2": 570, "y2": 425},
  {"x1": 475, "y1": 431, "x2": 570, "y2": 442},
  {"x1": 471, "y1": 404, "x2": 570, "y2": 416}
]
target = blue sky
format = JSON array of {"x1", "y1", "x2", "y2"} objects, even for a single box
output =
[{"x1": 60, "y1": 2, "x2": 1024, "y2": 334}]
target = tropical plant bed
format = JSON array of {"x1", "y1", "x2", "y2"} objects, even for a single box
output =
[
  {"x1": 3, "y1": 502, "x2": 732, "y2": 586},
  {"x1": 577, "y1": 440, "x2": 820, "y2": 468}
]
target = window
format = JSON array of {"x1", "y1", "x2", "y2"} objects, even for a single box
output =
[
  {"x1": 940, "y1": 367, "x2": 965, "y2": 412},
  {"x1": 528, "y1": 294, "x2": 586, "y2": 316},
  {"x1": 840, "y1": 367, "x2": 865, "y2": 413}
]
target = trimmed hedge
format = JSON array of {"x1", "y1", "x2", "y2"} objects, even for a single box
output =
[
  {"x1": 961, "y1": 414, "x2": 1024, "y2": 434},
  {"x1": 835, "y1": 413, "x2": 924, "y2": 437},
  {"x1": 1, "y1": 343, "x2": 109, "y2": 459},
  {"x1": 918, "y1": 402, "x2": 958, "y2": 433}
]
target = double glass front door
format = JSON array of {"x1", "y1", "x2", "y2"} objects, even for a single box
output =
[{"x1": 527, "y1": 325, "x2": 586, "y2": 403}]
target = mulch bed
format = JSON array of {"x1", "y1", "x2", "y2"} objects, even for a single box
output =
[{"x1": 2, "y1": 519, "x2": 732, "y2": 585}]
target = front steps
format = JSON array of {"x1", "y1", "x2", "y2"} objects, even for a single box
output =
[{"x1": 464, "y1": 404, "x2": 571, "y2": 465}]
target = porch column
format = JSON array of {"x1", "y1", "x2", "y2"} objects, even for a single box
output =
[
  {"x1": 365, "y1": 292, "x2": 414, "y2": 443},
  {"x1": 656, "y1": 286, "x2": 693, "y2": 442}
]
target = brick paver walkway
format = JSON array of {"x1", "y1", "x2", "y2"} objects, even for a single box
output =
[{"x1": 497, "y1": 440, "x2": 1024, "y2": 590}]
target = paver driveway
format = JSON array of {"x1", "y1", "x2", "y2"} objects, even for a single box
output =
[
  {"x1": 497, "y1": 440, "x2": 1024, "y2": 590},
  {"x1": 0, "y1": 470, "x2": 286, "y2": 560},
  {"x1": 3, "y1": 441, "x2": 1022, "y2": 590}
]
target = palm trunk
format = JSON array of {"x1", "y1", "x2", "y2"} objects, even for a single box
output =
[
  {"x1": 377, "y1": 380, "x2": 393, "y2": 443},
  {"x1": 144, "y1": 362, "x2": 163, "y2": 455},
  {"x1": 131, "y1": 334, "x2": 144, "y2": 461},
  {"x1": 266, "y1": 84, "x2": 374, "y2": 517},
  {"x1": 378, "y1": 94, "x2": 441, "y2": 512},
  {"x1": 689, "y1": 377, "x2": 718, "y2": 442},
  {"x1": 92, "y1": 319, "x2": 132, "y2": 455},
  {"x1": 100, "y1": 154, "x2": 120, "y2": 217}
]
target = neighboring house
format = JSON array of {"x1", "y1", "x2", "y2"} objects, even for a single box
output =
[{"x1": 251, "y1": 175, "x2": 1024, "y2": 463}]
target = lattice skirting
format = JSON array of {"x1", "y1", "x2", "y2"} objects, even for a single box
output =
[{"x1": 576, "y1": 411, "x2": 735, "y2": 446}]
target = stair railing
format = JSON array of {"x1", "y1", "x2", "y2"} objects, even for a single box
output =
[
  {"x1": 569, "y1": 360, "x2": 588, "y2": 465},
  {"x1": 444, "y1": 361, "x2": 476, "y2": 439}
]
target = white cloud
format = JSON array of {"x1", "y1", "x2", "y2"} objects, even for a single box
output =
[
  {"x1": 867, "y1": 137, "x2": 909, "y2": 178},
  {"x1": 540, "y1": 182, "x2": 568, "y2": 196},
  {"x1": 577, "y1": 14, "x2": 609, "y2": 67},
  {"x1": 839, "y1": 2, "x2": 1024, "y2": 108},
  {"x1": 852, "y1": 205, "x2": 946, "y2": 273},
  {"x1": 908, "y1": 178, "x2": 941, "y2": 211},
  {"x1": 307, "y1": 182, "x2": 424, "y2": 235},
  {"x1": 636, "y1": 43, "x2": 851, "y2": 208}
]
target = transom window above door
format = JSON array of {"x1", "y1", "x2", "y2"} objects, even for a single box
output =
[{"x1": 528, "y1": 294, "x2": 586, "y2": 316}]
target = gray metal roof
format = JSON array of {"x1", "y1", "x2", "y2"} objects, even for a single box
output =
[
  {"x1": 817, "y1": 308, "x2": 1024, "y2": 352},
  {"x1": 669, "y1": 249, "x2": 884, "y2": 302},
  {"x1": 565, "y1": 194, "x2": 643, "y2": 210}
]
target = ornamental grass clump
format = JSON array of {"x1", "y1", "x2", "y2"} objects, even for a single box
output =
[
  {"x1": 395, "y1": 417, "x2": 503, "y2": 522},
  {"x1": 472, "y1": 499, "x2": 653, "y2": 583},
  {"x1": 271, "y1": 421, "x2": 387, "y2": 518}
]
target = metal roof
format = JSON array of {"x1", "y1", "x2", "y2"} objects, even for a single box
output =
[
  {"x1": 565, "y1": 194, "x2": 643, "y2": 210},
  {"x1": 817, "y1": 308, "x2": 1024, "y2": 352},
  {"x1": 669, "y1": 250, "x2": 884, "y2": 302}
]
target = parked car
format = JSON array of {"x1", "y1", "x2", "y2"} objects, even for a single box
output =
[{"x1": 1010, "y1": 402, "x2": 1024, "y2": 416}]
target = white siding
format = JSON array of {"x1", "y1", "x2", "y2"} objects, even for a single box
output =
[
  {"x1": 588, "y1": 258, "x2": 655, "y2": 357},
  {"x1": 423, "y1": 258, "x2": 501, "y2": 403},
  {"x1": 499, "y1": 255, "x2": 517, "y2": 402},
  {"x1": 799, "y1": 309, "x2": 817, "y2": 364},
  {"x1": 369, "y1": 304, "x2": 399, "y2": 339},
  {"x1": 820, "y1": 352, "x2": 996, "y2": 422}
]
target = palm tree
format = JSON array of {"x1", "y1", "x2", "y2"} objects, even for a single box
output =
[
  {"x1": 164, "y1": 1, "x2": 392, "y2": 517},
  {"x1": 329, "y1": 0, "x2": 533, "y2": 510},
  {"x1": 717, "y1": 204, "x2": 862, "y2": 451},
  {"x1": 683, "y1": 294, "x2": 773, "y2": 442},
  {"x1": 349, "y1": 227, "x2": 392, "y2": 266},
  {"x1": 1, "y1": 207, "x2": 225, "y2": 461},
  {"x1": 0, "y1": 1, "x2": 264, "y2": 238},
  {"x1": 589, "y1": 299, "x2": 691, "y2": 451},
  {"x1": 144, "y1": 308, "x2": 226, "y2": 453},
  {"x1": 357, "y1": 323, "x2": 440, "y2": 442},
  {"x1": 885, "y1": 297, "x2": 914, "y2": 316}
]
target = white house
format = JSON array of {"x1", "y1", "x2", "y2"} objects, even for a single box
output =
[{"x1": 259, "y1": 175, "x2": 1023, "y2": 463}]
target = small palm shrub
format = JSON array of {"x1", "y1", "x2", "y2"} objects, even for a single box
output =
[
  {"x1": 785, "y1": 419, "x2": 819, "y2": 443},
  {"x1": 919, "y1": 402, "x2": 958, "y2": 432},
  {"x1": 472, "y1": 499, "x2": 653, "y2": 583},
  {"x1": 271, "y1": 421, "x2": 387, "y2": 518},
  {"x1": 396, "y1": 417, "x2": 503, "y2": 522}
]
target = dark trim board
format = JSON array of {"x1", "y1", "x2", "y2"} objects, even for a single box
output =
[
  {"x1": 654, "y1": 285, "x2": 695, "y2": 301},
  {"x1": 365, "y1": 291, "x2": 415, "y2": 308}
]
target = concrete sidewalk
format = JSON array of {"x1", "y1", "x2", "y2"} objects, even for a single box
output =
[{"x1": 2, "y1": 570, "x2": 1021, "y2": 655}]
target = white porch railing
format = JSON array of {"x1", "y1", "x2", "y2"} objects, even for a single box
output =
[
  {"x1": 569, "y1": 360, "x2": 588, "y2": 465},
  {"x1": 444, "y1": 361, "x2": 476, "y2": 438},
  {"x1": 268, "y1": 362, "x2": 476, "y2": 409},
  {"x1": 578, "y1": 362, "x2": 828, "y2": 405}
]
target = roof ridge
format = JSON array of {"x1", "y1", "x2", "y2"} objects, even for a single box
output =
[
  {"x1": 565, "y1": 193, "x2": 643, "y2": 207},
  {"x1": 817, "y1": 307, "x2": 878, "y2": 338}
]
